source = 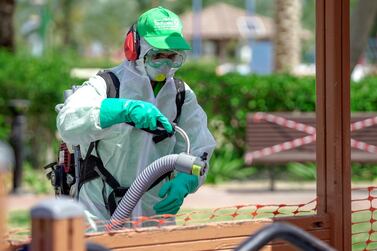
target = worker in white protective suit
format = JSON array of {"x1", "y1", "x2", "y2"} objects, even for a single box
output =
[{"x1": 57, "y1": 6, "x2": 216, "y2": 229}]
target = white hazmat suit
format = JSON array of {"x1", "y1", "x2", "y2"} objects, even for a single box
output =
[{"x1": 57, "y1": 39, "x2": 216, "y2": 229}]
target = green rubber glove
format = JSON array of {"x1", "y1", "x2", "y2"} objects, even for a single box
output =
[
  {"x1": 99, "y1": 98, "x2": 173, "y2": 132},
  {"x1": 153, "y1": 173, "x2": 199, "y2": 215}
]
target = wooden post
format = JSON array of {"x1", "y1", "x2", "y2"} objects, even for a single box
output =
[
  {"x1": 316, "y1": 0, "x2": 351, "y2": 250},
  {"x1": 31, "y1": 198, "x2": 85, "y2": 251}
]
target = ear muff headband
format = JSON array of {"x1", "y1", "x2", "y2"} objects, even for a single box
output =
[{"x1": 124, "y1": 24, "x2": 140, "y2": 61}]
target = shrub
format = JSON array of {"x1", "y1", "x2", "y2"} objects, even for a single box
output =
[
  {"x1": 176, "y1": 62, "x2": 316, "y2": 155},
  {"x1": 0, "y1": 50, "x2": 80, "y2": 166},
  {"x1": 206, "y1": 146, "x2": 256, "y2": 184},
  {"x1": 1, "y1": 55, "x2": 377, "y2": 183}
]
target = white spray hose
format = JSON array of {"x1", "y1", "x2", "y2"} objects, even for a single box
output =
[
  {"x1": 106, "y1": 125, "x2": 207, "y2": 231},
  {"x1": 174, "y1": 126, "x2": 190, "y2": 154}
]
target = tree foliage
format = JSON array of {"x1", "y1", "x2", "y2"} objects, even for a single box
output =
[{"x1": 13, "y1": 0, "x2": 320, "y2": 56}]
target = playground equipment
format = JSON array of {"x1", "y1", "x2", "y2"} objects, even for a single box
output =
[{"x1": 4, "y1": 0, "x2": 354, "y2": 250}]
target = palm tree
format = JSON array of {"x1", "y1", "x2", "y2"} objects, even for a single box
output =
[
  {"x1": 0, "y1": 0, "x2": 16, "y2": 52},
  {"x1": 274, "y1": 0, "x2": 302, "y2": 73}
]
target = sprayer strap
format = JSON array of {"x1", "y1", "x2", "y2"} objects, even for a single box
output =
[
  {"x1": 81, "y1": 141, "x2": 172, "y2": 192},
  {"x1": 173, "y1": 78, "x2": 185, "y2": 123},
  {"x1": 78, "y1": 141, "x2": 121, "y2": 193},
  {"x1": 93, "y1": 141, "x2": 122, "y2": 190},
  {"x1": 97, "y1": 71, "x2": 120, "y2": 98},
  {"x1": 107, "y1": 172, "x2": 172, "y2": 216},
  {"x1": 79, "y1": 140, "x2": 173, "y2": 216},
  {"x1": 108, "y1": 187, "x2": 129, "y2": 216}
]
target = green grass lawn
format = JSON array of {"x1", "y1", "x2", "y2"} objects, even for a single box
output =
[
  {"x1": 7, "y1": 210, "x2": 30, "y2": 243},
  {"x1": 176, "y1": 207, "x2": 315, "y2": 225},
  {"x1": 8, "y1": 210, "x2": 30, "y2": 228},
  {"x1": 351, "y1": 209, "x2": 377, "y2": 251},
  {"x1": 7, "y1": 209, "x2": 377, "y2": 250}
]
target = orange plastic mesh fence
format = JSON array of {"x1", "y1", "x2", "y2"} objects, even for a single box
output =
[
  {"x1": 91, "y1": 198, "x2": 317, "y2": 232},
  {"x1": 6, "y1": 187, "x2": 377, "y2": 250},
  {"x1": 352, "y1": 186, "x2": 377, "y2": 251}
]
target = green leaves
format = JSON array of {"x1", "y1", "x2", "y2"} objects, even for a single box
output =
[
  {"x1": 0, "y1": 50, "x2": 75, "y2": 116},
  {"x1": 206, "y1": 147, "x2": 256, "y2": 184},
  {"x1": 0, "y1": 50, "x2": 78, "y2": 164},
  {"x1": 351, "y1": 77, "x2": 377, "y2": 111},
  {"x1": 176, "y1": 63, "x2": 317, "y2": 155},
  {"x1": 286, "y1": 162, "x2": 316, "y2": 181},
  {"x1": 1, "y1": 54, "x2": 376, "y2": 182}
]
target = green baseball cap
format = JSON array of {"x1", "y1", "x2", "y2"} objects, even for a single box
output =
[{"x1": 137, "y1": 6, "x2": 191, "y2": 50}]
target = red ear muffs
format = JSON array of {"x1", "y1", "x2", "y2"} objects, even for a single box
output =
[{"x1": 124, "y1": 24, "x2": 140, "y2": 61}]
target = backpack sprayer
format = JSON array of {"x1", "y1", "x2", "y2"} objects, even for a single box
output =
[
  {"x1": 46, "y1": 83, "x2": 208, "y2": 231},
  {"x1": 45, "y1": 86, "x2": 81, "y2": 199}
]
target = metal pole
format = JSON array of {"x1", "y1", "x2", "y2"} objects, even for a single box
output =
[
  {"x1": 73, "y1": 145, "x2": 81, "y2": 199},
  {"x1": 246, "y1": 0, "x2": 255, "y2": 22},
  {"x1": 246, "y1": 0, "x2": 255, "y2": 72},
  {"x1": 192, "y1": 0, "x2": 202, "y2": 58}
]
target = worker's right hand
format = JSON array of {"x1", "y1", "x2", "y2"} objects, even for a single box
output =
[{"x1": 100, "y1": 98, "x2": 173, "y2": 133}]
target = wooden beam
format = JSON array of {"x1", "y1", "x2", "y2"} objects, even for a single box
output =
[
  {"x1": 108, "y1": 233, "x2": 329, "y2": 251},
  {"x1": 316, "y1": 0, "x2": 351, "y2": 250},
  {"x1": 315, "y1": 0, "x2": 326, "y2": 217},
  {"x1": 87, "y1": 215, "x2": 330, "y2": 250}
]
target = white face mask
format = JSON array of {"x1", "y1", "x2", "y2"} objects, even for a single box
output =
[{"x1": 145, "y1": 61, "x2": 172, "y2": 81}]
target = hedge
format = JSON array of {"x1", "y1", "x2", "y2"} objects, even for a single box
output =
[
  {"x1": 1, "y1": 52, "x2": 376, "y2": 170},
  {"x1": 0, "y1": 51, "x2": 79, "y2": 165}
]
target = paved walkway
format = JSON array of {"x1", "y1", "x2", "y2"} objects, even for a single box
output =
[
  {"x1": 7, "y1": 194, "x2": 51, "y2": 212},
  {"x1": 6, "y1": 180, "x2": 373, "y2": 212},
  {"x1": 6, "y1": 181, "x2": 317, "y2": 212},
  {"x1": 182, "y1": 185, "x2": 316, "y2": 209}
]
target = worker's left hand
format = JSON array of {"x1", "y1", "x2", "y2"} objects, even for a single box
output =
[{"x1": 153, "y1": 173, "x2": 199, "y2": 215}]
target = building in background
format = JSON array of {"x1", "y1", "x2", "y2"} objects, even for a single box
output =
[{"x1": 180, "y1": 2, "x2": 311, "y2": 75}]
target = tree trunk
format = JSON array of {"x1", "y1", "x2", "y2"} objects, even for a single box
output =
[
  {"x1": 0, "y1": 0, "x2": 16, "y2": 52},
  {"x1": 350, "y1": 0, "x2": 377, "y2": 70},
  {"x1": 61, "y1": 0, "x2": 74, "y2": 46},
  {"x1": 274, "y1": 0, "x2": 302, "y2": 73}
]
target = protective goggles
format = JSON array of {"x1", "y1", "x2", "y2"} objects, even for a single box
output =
[{"x1": 145, "y1": 49, "x2": 186, "y2": 68}]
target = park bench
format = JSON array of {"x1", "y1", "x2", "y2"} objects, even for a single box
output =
[{"x1": 245, "y1": 112, "x2": 377, "y2": 190}]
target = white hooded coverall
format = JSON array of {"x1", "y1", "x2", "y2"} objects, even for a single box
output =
[{"x1": 57, "y1": 39, "x2": 216, "y2": 229}]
